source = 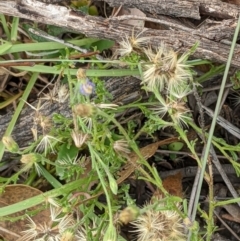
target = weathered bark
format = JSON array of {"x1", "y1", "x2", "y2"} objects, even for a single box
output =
[
  {"x1": 0, "y1": 1, "x2": 240, "y2": 68},
  {"x1": 96, "y1": 0, "x2": 201, "y2": 19},
  {"x1": 97, "y1": 0, "x2": 240, "y2": 19}
]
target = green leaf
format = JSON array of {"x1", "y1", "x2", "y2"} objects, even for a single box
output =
[
  {"x1": 169, "y1": 153, "x2": 177, "y2": 161},
  {"x1": 22, "y1": 24, "x2": 49, "y2": 42},
  {"x1": 0, "y1": 42, "x2": 12, "y2": 55},
  {"x1": 93, "y1": 39, "x2": 115, "y2": 51},
  {"x1": 89, "y1": 5, "x2": 99, "y2": 16},
  {"x1": 47, "y1": 25, "x2": 69, "y2": 37},
  {"x1": 79, "y1": 5, "x2": 89, "y2": 14},
  {"x1": 168, "y1": 142, "x2": 184, "y2": 151},
  {"x1": 11, "y1": 17, "x2": 19, "y2": 41},
  {"x1": 58, "y1": 143, "x2": 79, "y2": 160},
  {"x1": 56, "y1": 143, "x2": 79, "y2": 178}
]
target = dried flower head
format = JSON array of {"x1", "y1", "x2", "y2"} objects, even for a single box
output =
[
  {"x1": 71, "y1": 130, "x2": 89, "y2": 148},
  {"x1": 230, "y1": 92, "x2": 240, "y2": 107},
  {"x1": 170, "y1": 101, "x2": 192, "y2": 128},
  {"x1": 113, "y1": 139, "x2": 131, "y2": 157},
  {"x1": 142, "y1": 43, "x2": 192, "y2": 92},
  {"x1": 117, "y1": 29, "x2": 149, "y2": 56},
  {"x1": 35, "y1": 134, "x2": 61, "y2": 155},
  {"x1": 40, "y1": 83, "x2": 69, "y2": 104},
  {"x1": 131, "y1": 199, "x2": 185, "y2": 241},
  {"x1": 152, "y1": 96, "x2": 191, "y2": 128},
  {"x1": 19, "y1": 207, "x2": 75, "y2": 241},
  {"x1": 39, "y1": 115, "x2": 52, "y2": 134},
  {"x1": 58, "y1": 84, "x2": 69, "y2": 103}
]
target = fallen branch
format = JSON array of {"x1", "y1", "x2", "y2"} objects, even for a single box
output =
[{"x1": 0, "y1": 1, "x2": 240, "y2": 67}]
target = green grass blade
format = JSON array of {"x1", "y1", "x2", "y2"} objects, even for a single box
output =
[{"x1": 0, "y1": 72, "x2": 39, "y2": 161}]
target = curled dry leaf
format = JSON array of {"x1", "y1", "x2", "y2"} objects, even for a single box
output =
[
  {"x1": 117, "y1": 137, "x2": 179, "y2": 184},
  {"x1": 0, "y1": 184, "x2": 50, "y2": 241},
  {"x1": 162, "y1": 172, "x2": 183, "y2": 197},
  {"x1": 152, "y1": 172, "x2": 183, "y2": 199}
]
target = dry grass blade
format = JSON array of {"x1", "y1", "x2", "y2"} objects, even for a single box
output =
[{"x1": 202, "y1": 105, "x2": 240, "y2": 140}]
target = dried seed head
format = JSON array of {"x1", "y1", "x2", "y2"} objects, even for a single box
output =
[
  {"x1": 21, "y1": 153, "x2": 39, "y2": 164},
  {"x1": 113, "y1": 139, "x2": 131, "y2": 157},
  {"x1": 2, "y1": 136, "x2": 19, "y2": 153},
  {"x1": 170, "y1": 101, "x2": 192, "y2": 128},
  {"x1": 20, "y1": 208, "x2": 75, "y2": 241},
  {"x1": 58, "y1": 84, "x2": 69, "y2": 103},
  {"x1": 39, "y1": 115, "x2": 52, "y2": 134},
  {"x1": 71, "y1": 130, "x2": 89, "y2": 148},
  {"x1": 117, "y1": 29, "x2": 149, "y2": 56},
  {"x1": 73, "y1": 103, "x2": 94, "y2": 117},
  {"x1": 131, "y1": 198, "x2": 185, "y2": 241},
  {"x1": 151, "y1": 97, "x2": 192, "y2": 128},
  {"x1": 142, "y1": 44, "x2": 192, "y2": 92},
  {"x1": 35, "y1": 134, "x2": 61, "y2": 155}
]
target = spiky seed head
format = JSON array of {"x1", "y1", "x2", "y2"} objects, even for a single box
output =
[
  {"x1": 142, "y1": 44, "x2": 192, "y2": 92},
  {"x1": 71, "y1": 130, "x2": 89, "y2": 148},
  {"x1": 117, "y1": 29, "x2": 150, "y2": 56},
  {"x1": 35, "y1": 134, "x2": 61, "y2": 155},
  {"x1": 2, "y1": 136, "x2": 19, "y2": 153},
  {"x1": 39, "y1": 115, "x2": 52, "y2": 133},
  {"x1": 151, "y1": 97, "x2": 192, "y2": 128},
  {"x1": 113, "y1": 139, "x2": 131, "y2": 157},
  {"x1": 131, "y1": 199, "x2": 186, "y2": 241},
  {"x1": 170, "y1": 101, "x2": 192, "y2": 128},
  {"x1": 58, "y1": 84, "x2": 69, "y2": 103}
]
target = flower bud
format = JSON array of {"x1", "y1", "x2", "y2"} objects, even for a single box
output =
[
  {"x1": 20, "y1": 153, "x2": 43, "y2": 174},
  {"x1": 21, "y1": 153, "x2": 41, "y2": 165},
  {"x1": 73, "y1": 103, "x2": 94, "y2": 117},
  {"x1": 79, "y1": 78, "x2": 95, "y2": 96},
  {"x1": 60, "y1": 230, "x2": 74, "y2": 241},
  {"x1": 119, "y1": 205, "x2": 140, "y2": 225},
  {"x1": 2, "y1": 136, "x2": 19, "y2": 153},
  {"x1": 76, "y1": 68, "x2": 86, "y2": 80}
]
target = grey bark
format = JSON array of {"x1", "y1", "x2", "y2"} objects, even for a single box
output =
[
  {"x1": 0, "y1": 1, "x2": 240, "y2": 67},
  {"x1": 97, "y1": 0, "x2": 240, "y2": 19}
]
